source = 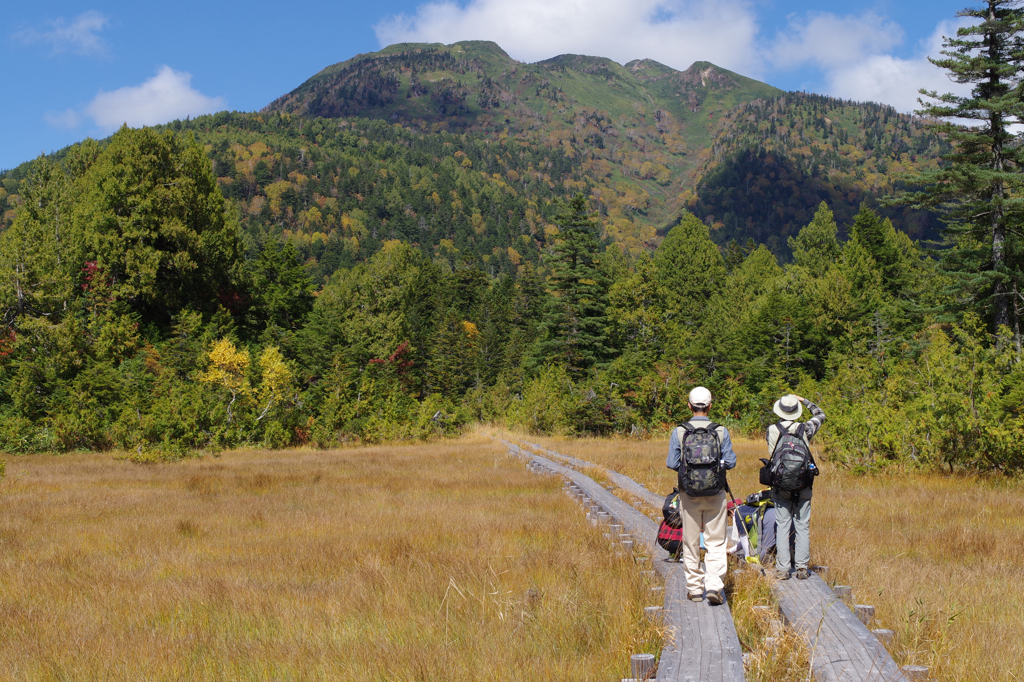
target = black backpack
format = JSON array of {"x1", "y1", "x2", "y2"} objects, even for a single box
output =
[
  {"x1": 759, "y1": 422, "x2": 818, "y2": 493},
  {"x1": 677, "y1": 422, "x2": 725, "y2": 497},
  {"x1": 662, "y1": 488, "x2": 683, "y2": 529}
]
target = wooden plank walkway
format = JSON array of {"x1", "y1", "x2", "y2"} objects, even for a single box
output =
[
  {"x1": 500, "y1": 440, "x2": 746, "y2": 682},
  {"x1": 773, "y1": 574, "x2": 907, "y2": 681},
  {"x1": 517, "y1": 439, "x2": 664, "y2": 508},
  {"x1": 508, "y1": 437, "x2": 912, "y2": 682}
]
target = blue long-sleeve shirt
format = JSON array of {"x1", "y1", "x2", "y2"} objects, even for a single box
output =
[{"x1": 666, "y1": 417, "x2": 737, "y2": 471}]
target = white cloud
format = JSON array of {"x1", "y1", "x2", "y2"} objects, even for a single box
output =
[
  {"x1": 14, "y1": 10, "x2": 109, "y2": 56},
  {"x1": 770, "y1": 12, "x2": 904, "y2": 71},
  {"x1": 44, "y1": 108, "x2": 82, "y2": 129},
  {"x1": 822, "y1": 19, "x2": 974, "y2": 113},
  {"x1": 84, "y1": 66, "x2": 227, "y2": 131},
  {"x1": 375, "y1": 0, "x2": 761, "y2": 77}
]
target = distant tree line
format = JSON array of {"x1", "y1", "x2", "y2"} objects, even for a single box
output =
[{"x1": 0, "y1": 124, "x2": 1021, "y2": 474}]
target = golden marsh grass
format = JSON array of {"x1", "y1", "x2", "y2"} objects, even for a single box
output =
[
  {"x1": 508, "y1": 430, "x2": 1024, "y2": 680},
  {"x1": 0, "y1": 434, "x2": 661, "y2": 680}
]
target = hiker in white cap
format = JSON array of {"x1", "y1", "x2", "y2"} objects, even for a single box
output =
[
  {"x1": 765, "y1": 394, "x2": 826, "y2": 580},
  {"x1": 666, "y1": 386, "x2": 736, "y2": 605}
]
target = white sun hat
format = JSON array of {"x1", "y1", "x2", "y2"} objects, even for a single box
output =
[
  {"x1": 773, "y1": 394, "x2": 803, "y2": 420},
  {"x1": 688, "y1": 386, "x2": 713, "y2": 409}
]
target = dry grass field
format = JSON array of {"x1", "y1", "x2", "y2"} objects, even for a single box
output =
[
  {"x1": 0, "y1": 434, "x2": 661, "y2": 680},
  {"x1": 505, "y1": 429, "x2": 1024, "y2": 681}
]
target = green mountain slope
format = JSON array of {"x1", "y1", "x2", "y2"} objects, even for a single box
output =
[
  {"x1": 262, "y1": 41, "x2": 783, "y2": 250},
  {"x1": 688, "y1": 92, "x2": 948, "y2": 254}
]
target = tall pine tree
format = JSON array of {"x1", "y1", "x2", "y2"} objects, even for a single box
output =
[
  {"x1": 532, "y1": 194, "x2": 611, "y2": 378},
  {"x1": 896, "y1": 0, "x2": 1024, "y2": 342}
]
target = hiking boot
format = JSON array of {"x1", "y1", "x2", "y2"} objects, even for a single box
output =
[
  {"x1": 771, "y1": 569, "x2": 790, "y2": 580},
  {"x1": 707, "y1": 589, "x2": 724, "y2": 606},
  {"x1": 687, "y1": 592, "x2": 704, "y2": 602},
  {"x1": 795, "y1": 568, "x2": 811, "y2": 580}
]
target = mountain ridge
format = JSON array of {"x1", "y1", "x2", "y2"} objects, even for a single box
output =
[
  {"x1": 260, "y1": 40, "x2": 785, "y2": 244},
  {"x1": 2, "y1": 40, "x2": 945, "y2": 269}
]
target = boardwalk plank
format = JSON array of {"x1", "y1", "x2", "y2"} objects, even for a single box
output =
[{"x1": 773, "y1": 574, "x2": 906, "y2": 681}]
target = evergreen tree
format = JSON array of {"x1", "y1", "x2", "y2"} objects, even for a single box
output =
[
  {"x1": 244, "y1": 238, "x2": 314, "y2": 335},
  {"x1": 788, "y1": 202, "x2": 841, "y2": 279},
  {"x1": 895, "y1": 0, "x2": 1024, "y2": 340},
  {"x1": 77, "y1": 126, "x2": 242, "y2": 324},
  {"x1": 532, "y1": 194, "x2": 611, "y2": 378},
  {"x1": 653, "y1": 212, "x2": 728, "y2": 359}
]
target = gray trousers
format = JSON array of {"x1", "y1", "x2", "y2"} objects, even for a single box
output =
[{"x1": 773, "y1": 487, "x2": 812, "y2": 572}]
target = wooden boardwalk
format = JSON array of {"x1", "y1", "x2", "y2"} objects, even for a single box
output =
[
  {"x1": 506, "y1": 437, "x2": 913, "y2": 682},
  {"x1": 518, "y1": 439, "x2": 664, "y2": 509},
  {"x1": 501, "y1": 440, "x2": 745, "y2": 682},
  {"x1": 773, "y1": 574, "x2": 908, "y2": 681}
]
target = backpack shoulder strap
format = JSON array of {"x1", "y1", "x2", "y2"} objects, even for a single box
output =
[
  {"x1": 675, "y1": 425, "x2": 689, "y2": 451},
  {"x1": 678, "y1": 423, "x2": 695, "y2": 442},
  {"x1": 770, "y1": 421, "x2": 790, "y2": 457}
]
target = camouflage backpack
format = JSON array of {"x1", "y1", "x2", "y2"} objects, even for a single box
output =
[{"x1": 677, "y1": 422, "x2": 725, "y2": 497}]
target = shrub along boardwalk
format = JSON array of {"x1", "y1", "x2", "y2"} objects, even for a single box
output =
[
  {"x1": 501, "y1": 440, "x2": 746, "y2": 682},
  {"x1": 507, "y1": 438, "x2": 910, "y2": 682}
]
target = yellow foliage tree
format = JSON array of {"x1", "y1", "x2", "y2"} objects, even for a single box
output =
[
  {"x1": 255, "y1": 346, "x2": 294, "y2": 422},
  {"x1": 200, "y1": 339, "x2": 250, "y2": 424}
]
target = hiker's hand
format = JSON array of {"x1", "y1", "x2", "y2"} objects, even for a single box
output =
[{"x1": 792, "y1": 394, "x2": 805, "y2": 402}]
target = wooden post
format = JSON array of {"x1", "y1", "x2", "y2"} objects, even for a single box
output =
[
  {"x1": 644, "y1": 606, "x2": 663, "y2": 623},
  {"x1": 611, "y1": 524, "x2": 623, "y2": 535},
  {"x1": 621, "y1": 540, "x2": 634, "y2": 553},
  {"x1": 833, "y1": 585, "x2": 852, "y2": 605},
  {"x1": 649, "y1": 586, "x2": 664, "y2": 596},
  {"x1": 630, "y1": 653, "x2": 656, "y2": 679},
  {"x1": 619, "y1": 533, "x2": 632, "y2": 542},
  {"x1": 640, "y1": 570, "x2": 656, "y2": 579},
  {"x1": 872, "y1": 628, "x2": 894, "y2": 645},
  {"x1": 635, "y1": 556, "x2": 649, "y2": 563},
  {"x1": 854, "y1": 604, "x2": 875, "y2": 626},
  {"x1": 902, "y1": 665, "x2": 928, "y2": 680}
]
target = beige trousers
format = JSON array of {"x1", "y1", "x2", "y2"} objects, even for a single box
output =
[{"x1": 680, "y1": 491, "x2": 729, "y2": 595}]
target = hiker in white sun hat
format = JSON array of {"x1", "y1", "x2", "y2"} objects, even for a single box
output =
[
  {"x1": 666, "y1": 385, "x2": 736, "y2": 606},
  {"x1": 763, "y1": 394, "x2": 826, "y2": 581},
  {"x1": 773, "y1": 394, "x2": 803, "y2": 421}
]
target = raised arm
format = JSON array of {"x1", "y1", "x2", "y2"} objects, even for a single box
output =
[{"x1": 793, "y1": 395, "x2": 826, "y2": 440}]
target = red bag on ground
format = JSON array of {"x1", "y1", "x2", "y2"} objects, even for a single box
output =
[{"x1": 657, "y1": 519, "x2": 683, "y2": 555}]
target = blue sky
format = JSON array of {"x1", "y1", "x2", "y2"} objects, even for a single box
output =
[{"x1": 3, "y1": 0, "x2": 973, "y2": 170}]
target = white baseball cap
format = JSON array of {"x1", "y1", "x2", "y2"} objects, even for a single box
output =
[{"x1": 688, "y1": 386, "x2": 712, "y2": 408}]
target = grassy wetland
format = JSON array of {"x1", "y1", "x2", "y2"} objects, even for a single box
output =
[
  {"x1": 0, "y1": 434, "x2": 661, "y2": 680},
  {"x1": 2, "y1": 429, "x2": 1021, "y2": 681},
  {"x1": 510, "y1": 430, "x2": 1024, "y2": 681}
]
